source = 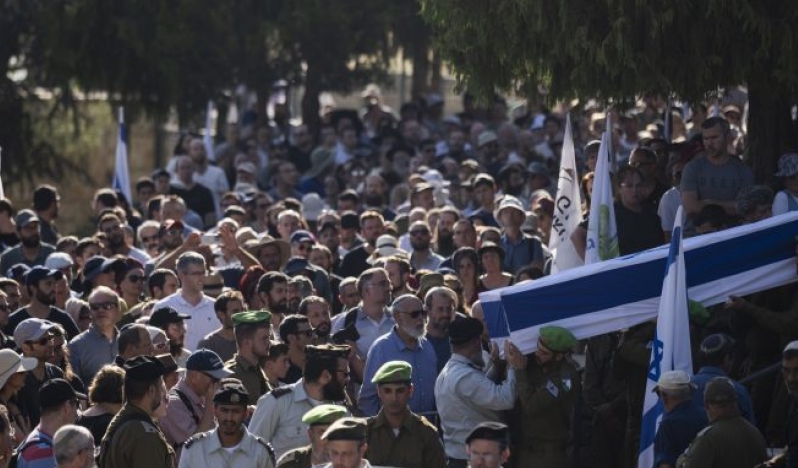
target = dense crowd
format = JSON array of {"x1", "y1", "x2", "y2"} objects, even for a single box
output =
[{"x1": 0, "y1": 84, "x2": 796, "y2": 468}]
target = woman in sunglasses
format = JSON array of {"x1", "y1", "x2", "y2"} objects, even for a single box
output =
[{"x1": 115, "y1": 259, "x2": 146, "y2": 311}]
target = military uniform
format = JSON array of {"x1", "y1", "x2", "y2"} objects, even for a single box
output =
[
  {"x1": 179, "y1": 428, "x2": 276, "y2": 468},
  {"x1": 365, "y1": 410, "x2": 446, "y2": 468},
  {"x1": 225, "y1": 353, "x2": 271, "y2": 399},
  {"x1": 276, "y1": 445, "x2": 313, "y2": 468},
  {"x1": 676, "y1": 415, "x2": 767, "y2": 468},
  {"x1": 100, "y1": 402, "x2": 176, "y2": 468}
]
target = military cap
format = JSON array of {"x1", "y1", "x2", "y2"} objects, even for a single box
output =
[
  {"x1": 213, "y1": 378, "x2": 249, "y2": 405},
  {"x1": 232, "y1": 310, "x2": 272, "y2": 327},
  {"x1": 539, "y1": 325, "x2": 577, "y2": 353},
  {"x1": 703, "y1": 377, "x2": 737, "y2": 405},
  {"x1": 302, "y1": 404, "x2": 348, "y2": 426},
  {"x1": 155, "y1": 353, "x2": 179, "y2": 374},
  {"x1": 305, "y1": 343, "x2": 351, "y2": 359},
  {"x1": 450, "y1": 317, "x2": 484, "y2": 345},
  {"x1": 372, "y1": 361, "x2": 412, "y2": 385},
  {"x1": 321, "y1": 417, "x2": 368, "y2": 441},
  {"x1": 466, "y1": 421, "x2": 509, "y2": 445},
  {"x1": 123, "y1": 355, "x2": 166, "y2": 381},
  {"x1": 688, "y1": 300, "x2": 711, "y2": 325}
]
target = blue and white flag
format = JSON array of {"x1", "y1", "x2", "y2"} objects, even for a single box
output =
[
  {"x1": 638, "y1": 206, "x2": 693, "y2": 468},
  {"x1": 481, "y1": 212, "x2": 798, "y2": 355},
  {"x1": 549, "y1": 114, "x2": 584, "y2": 273},
  {"x1": 585, "y1": 112, "x2": 618, "y2": 264},
  {"x1": 112, "y1": 107, "x2": 132, "y2": 203},
  {"x1": 0, "y1": 146, "x2": 4, "y2": 200},
  {"x1": 203, "y1": 100, "x2": 215, "y2": 162}
]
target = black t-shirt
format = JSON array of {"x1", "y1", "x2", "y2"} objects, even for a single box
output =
[
  {"x1": 170, "y1": 184, "x2": 216, "y2": 225},
  {"x1": 77, "y1": 412, "x2": 115, "y2": 446},
  {"x1": 614, "y1": 202, "x2": 664, "y2": 256},
  {"x1": 0, "y1": 232, "x2": 19, "y2": 252},
  {"x1": 339, "y1": 245, "x2": 370, "y2": 279},
  {"x1": 19, "y1": 363, "x2": 64, "y2": 426},
  {"x1": 4, "y1": 306, "x2": 81, "y2": 340}
]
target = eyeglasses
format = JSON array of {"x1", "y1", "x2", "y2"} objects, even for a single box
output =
[
  {"x1": 27, "y1": 336, "x2": 53, "y2": 346},
  {"x1": 398, "y1": 309, "x2": 427, "y2": 319},
  {"x1": 90, "y1": 302, "x2": 117, "y2": 311},
  {"x1": 126, "y1": 274, "x2": 144, "y2": 283}
]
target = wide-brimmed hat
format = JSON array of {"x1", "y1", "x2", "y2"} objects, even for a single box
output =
[
  {"x1": 305, "y1": 148, "x2": 336, "y2": 179},
  {"x1": 0, "y1": 349, "x2": 37, "y2": 390},
  {"x1": 244, "y1": 235, "x2": 290, "y2": 267}
]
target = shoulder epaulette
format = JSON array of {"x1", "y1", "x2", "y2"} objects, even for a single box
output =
[
  {"x1": 696, "y1": 425, "x2": 713, "y2": 438},
  {"x1": 270, "y1": 386, "x2": 293, "y2": 398},
  {"x1": 417, "y1": 414, "x2": 438, "y2": 431},
  {"x1": 254, "y1": 435, "x2": 276, "y2": 465},
  {"x1": 183, "y1": 431, "x2": 209, "y2": 449}
]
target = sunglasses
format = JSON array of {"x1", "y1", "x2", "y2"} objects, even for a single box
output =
[
  {"x1": 27, "y1": 336, "x2": 53, "y2": 346},
  {"x1": 126, "y1": 274, "x2": 145, "y2": 283},
  {"x1": 410, "y1": 230, "x2": 430, "y2": 237},
  {"x1": 141, "y1": 235, "x2": 159, "y2": 242},
  {"x1": 90, "y1": 302, "x2": 117, "y2": 311},
  {"x1": 399, "y1": 309, "x2": 427, "y2": 319}
]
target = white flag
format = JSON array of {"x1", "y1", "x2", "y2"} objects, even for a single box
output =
[
  {"x1": 112, "y1": 107, "x2": 132, "y2": 203},
  {"x1": 204, "y1": 100, "x2": 215, "y2": 162},
  {"x1": 0, "y1": 146, "x2": 4, "y2": 200},
  {"x1": 638, "y1": 205, "x2": 693, "y2": 468},
  {"x1": 585, "y1": 112, "x2": 618, "y2": 264},
  {"x1": 549, "y1": 114, "x2": 583, "y2": 273}
]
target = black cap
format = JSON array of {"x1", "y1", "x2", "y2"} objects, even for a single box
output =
[
  {"x1": 321, "y1": 417, "x2": 368, "y2": 441},
  {"x1": 318, "y1": 221, "x2": 339, "y2": 233},
  {"x1": 124, "y1": 355, "x2": 166, "y2": 382},
  {"x1": 149, "y1": 307, "x2": 191, "y2": 329},
  {"x1": 340, "y1": 211, "x2": 359, "y2": 230},
  {"x1": 284, "y1": 257, "x2": 312, "y2": 276},
  {"x1": 83, "y1": 256, "x2": 109, "y2": 282},
  {"x1": 40, "y1": 378, "x2": 86, "y2": 411},
  {"x1": 306, "y1": 344, "x2": 351, "y2": 360},
  {"x1": 466, "y1": 421, "x2": 509, "y2": 445},
  {"x1": 449, "y1": 317, "x2": 483, "y2": 345},
  {"x1": 213, "y1": 378, "x2": 249, "y2": 406},
  {"x1": 24, "y1": 266, "x2": 63, "y2": 287}
]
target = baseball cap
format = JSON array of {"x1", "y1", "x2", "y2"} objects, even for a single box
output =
[
  {"x1": 45, "y1": 252, "x2": 74, "y2": 270},
  {"x1": 186, "y1": 349, "x2": 234, "y2": 380},
  {"x1": 213, "y1": 378, "x2": 249, "y2": 406},
  {"x1": 284, "y1": 257, "x2": 313, "y2": 276},
  {"x1": 24, "y1": 266, "x2": 63, "y2": 287},
  {"x1": 653, "y1": 370, "x2": 692, "y2": 392},
  {"x1": 340, "y1": 212, "x2": 359, "y2": 230},
  {"x1": 82, "y1": 256, "x2": 109, "y2": 282},
  {"x1": 39, "y1": 378, "x2": 86, "y2": 410},
  {"x1": 148, "y1": 307, "x2": 191, "y2": 328},
  {"x1": 289, "y1": 230, "x2": 314, "y2": 245},
  {"x1": 124, "y1": 355, "x2": 167, "y2": 382},
  {"x1": 15, "y1": 209, "x2": 39, "y2": 228},
  {"x1": 14, "y1": 318, "x2": 54, "y2": 345}
]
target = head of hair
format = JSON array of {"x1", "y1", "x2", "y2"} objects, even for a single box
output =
[
  {"x1": 303, "y1": 350, "x2": 343, "y2": 383},
  {"x1": 53, "y1": 425, "x2": 94, "y2": 465},
  {"x1": 614, "y1": 166, "x2": 643, "y2": 199},
  {"x1": 256, "y1": 271, "x2": 289, "y2": 295},
  {"x1": 701, "y1": 116, "x2": 731, "y2": 136},
  {"x1": 97, "y1": 213, "x2": 122, "y2": 229},
  {"x1": 424, "y1": 286, "x2": 458, "y2": 310},
  {"x1": 356, "y1": 267, "x2": 388, "y2": 296},
  {"x1": 298, "y1": 296, "x2": 328, "y2": 316},
  {"x1": 76, "y1": 237, "x2": 103, "y2": 259},
  {"x1": 214, "y1": 290, "x2": 244, "y2": 314},
  {"x1": 267, "y1": 342, "x2": 289, "y2": 360},
  {"x1": 359, "y1": 210, "x2": 384, "y2": 228},
  {"x1": 383, "y1": 256, "x2": 411, "y2": 277},
  {"x1": 176, "y1": 251, "x2": 206, "y2": 273},
  {"x1": 87, "y1": 285, "x2": 120, "y2": 306},
  {"x1": 0, "y1": 198, "x2": 14, "y2": 217},
  {"x1": 88, "y1": 365, "x2": 125, "y2": 405},
  {"x1": 148, "y1": 269, "x2": 177, "y2": 297},
  {"x1": 278, "y1": 314, "x2": 310, "y2": 343},
  {"x1": 118, "y1": 324, "x2": 148, "y2": 356},
  {"x1": 736, "y1": 185, "x2": 774, "y2": 217},
  {"x1": 56, "y1": 236, "x2": 78, "y2": 253}
]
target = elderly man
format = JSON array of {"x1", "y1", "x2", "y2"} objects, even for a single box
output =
[
  {"x1": 53, "y1": 425, "x2": 95, "y2": 468},
  {"x1": 68, "y1": 286, "x2": 120, "y2": 385},
  {"x1": 652, "y1": 370, "x2": 707, "y2": 468}
]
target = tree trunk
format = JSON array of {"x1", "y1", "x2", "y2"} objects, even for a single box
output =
[
  {"x1": 410, "y1": 37, "x2": 429, "y2": 100},
  {"x1": 302, "y1": 63, "x2": 322, "y2": 137},
  {"x1": 430, "y1": 50, "x2": 443, "y2": 94},
  {"x1": 746, "y1": 66, "x2": 798, "y2": 186}
]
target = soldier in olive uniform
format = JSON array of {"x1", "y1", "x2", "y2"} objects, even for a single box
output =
[
  {"x1": 319, "y1": 417, "x2": 374, "y2": 468},
  {"x1": 98, "y1": 355, "x2": 176, "y2": 468},
  {"x1": 179, "y1": 378, "x2": 276, "y2": 468},
  {"x1": 365, "y1": 361, "x2": 446, "y2": 468},
  {"x1": 225, "y1": 310, "x2": 273, "y2": 399},
  {"x1": 506, "y1": 325, "x2": 580, "y2": 468},
  {"x1": 277, "y1": 404, "x2": 348, "y2": 468},
  {"x1": 677, "y1": 377, "x2": 767, "y2": 468}
]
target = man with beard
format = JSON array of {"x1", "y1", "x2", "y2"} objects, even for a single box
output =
[
  {"x1": 277, "y1": 404, "x2": 348, "y2": 468},
  {"x1": 170, "y1": 155, "x2": 217, "y2": 229},
  {"x1": 32, "y1": 184, "x2": 61, "y2": 245},
  {"x1": 424, "y1": 286, "x2": 456, "y2": 372},
  {"x1": 154, "y1": 252, "x2": 216, "y2": 351},
  {"x1": 365, "y1": 361, "x2": 447, "y2": 468},
  {"x1": 362, "y1": 174, "x2": 396, "y2": 222},
  {"x1": 339, "y1": 211, "x2": 385, "y2": 279},
  {"x1": 15, "y1": 318, "x2": 65, "y2": 427},
  {"x1": 250, "y1": 343, "x2": 352, "y2": 459},
  {"x1": 257, "y1": 271, "x2": 290, "y2": 332},
  {"x1": 299, "y1": 296, "x2": 332, "y2": 343},
  {"x1": 0, "y1": 210, "x2": 55, "y2": 275},
  {"x1": 337, "y1": 212, "x2": 363, "y2": 259},
  {"x1": 97, "y1": 214, "x2": 151, "y2": 265},
  {"x1": 408, "y1": 221, "x2": 444, "y2": 272},
  {"x1": 382, "y1": 257, "x2": 414, "y2": 297},
  {"x1": 197, "y1": 290, "x2": 243, "y2": 363},
  {"x1": 358, "y1": 295, "x2": 437, "y2": 417},
  {"x1": 98, "y1": 356, "x2": 175, "y2": 468},
  {"x1": 226, "y1": 311, "x2": 272, "y2": 399},
  {"x1": 149, "y1": 306, "x2": 193, "y2": 367},
  {"x1": 330, "y1": 268, "x2": 394, "y2": 359},
  {"x1": 4, "y1": 266, "x2": 79, "y2": 339},
  {"x1": 287, "y1": 276, "x2": 314, "y2": 316},
  {"x1": 179, "y1": 378, "x2": 275, "y2": 468},
  {"x1": 279, "y1": 315, "x2": 315, "y2": 384},
  {"x1": 434, "y1": 207, "x2": 460, "y2": 258},
  {"x1": 436, "y1": 317, "x2": 517, "y2": 468}
]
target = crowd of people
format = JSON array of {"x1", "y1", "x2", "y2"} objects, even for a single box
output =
[{"x1": 0, "y1": 84, "x2": 796, "y2": 468}]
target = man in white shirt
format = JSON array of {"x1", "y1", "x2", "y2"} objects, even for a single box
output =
[{"x1": 189, "y1": 137, "x2": 229, "y2": 219}]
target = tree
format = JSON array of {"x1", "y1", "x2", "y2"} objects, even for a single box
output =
[{"x1": 421, "y1": 0, "x2": 798, "y2": 182}]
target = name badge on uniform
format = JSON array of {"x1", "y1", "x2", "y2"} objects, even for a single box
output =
[
  {"x1": 563, "y1": 378, "x2": 572, "y2": 392},
  {"x1": 546, "y1": 380, "x2": 559, "y2": 398}
]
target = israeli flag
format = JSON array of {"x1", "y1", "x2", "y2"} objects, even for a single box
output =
[
  {"x1": 585, "y1": 112, "x2": 619, "y2": 264},
  {"x1": 638, "y1": 206, "x2": 693, "y2": 468},
  {"x1": 112, "y1": 107, "x2": 132, "y2": 203},
  {"x1": 549, "y1": 114, "x2": 584, "y2": 273},
  {"x1": 0, "y1": 146, "x2": 5, "y2": 200}
]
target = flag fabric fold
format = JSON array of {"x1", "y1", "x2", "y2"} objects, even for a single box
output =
[
  {"x1": 637, "y1": 205, "x2": 693, "y2": 468},
  {"x1": 112, "y1": 107, "x2": 132, "y2": 203},
  {"x1": 0, "y1": 146, "x2": 5, "y2": 200},
  {"x1": 204, "y1": 100, "x2": 215, "y2": 162},
  {"x1": 585, "y1": 112, "x2": 619, "y2": 264},
  {"x1": 549, "y1": 114, "x2": 584, "y2": 273}
]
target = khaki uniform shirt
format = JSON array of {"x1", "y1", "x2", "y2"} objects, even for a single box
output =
[
  {"x1": 99, "y1": 402, "x2": 176, "y2": 468},
  {"x1": 365, "y1": 409, "x2": 446, "y2": 468},
  {"x1": 276, "y1": 445, "x2": 313, "y2": 468},
  {"x1": 677, "y1": 414, "x2": 768, "y2": 468},
  {"x1": 226, "y1": 354, "x2": 271, "y2": 400},
  {"x1": 178, "y1": 427, "x2": 275, "y2": 468}
]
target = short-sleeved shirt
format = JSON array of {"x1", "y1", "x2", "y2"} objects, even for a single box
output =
[
  {"x1": 5, "y1": 306, "x2": 80, "y2": 340},
  {"x1": 68, "y1": 324, "x2": 119, "y2": 385},
  {"x1": 17, "y1": 427, "x2": 54, "y2": 468},
  {"x1": 161, "y1": 378, "x2": 205, "y2": 447},
  {"x1": 197, "y1": 330, "x2": 237, "y2": 363},
  {"x1": 680, "y1": 154, "x2": 754, "y2": 203},
  {"x1": 154, "y1": 291, "x2": 216, "y2": 352},
  {"x1": 0, "y1": 243, "x2": 55, "y2": 275},
  {"x1": 653, "y1": 400, "x2": 708, "y2": 467}
]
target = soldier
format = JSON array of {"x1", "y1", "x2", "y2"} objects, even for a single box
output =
[
  {"x1": 465, "y1": 422, "x2": 511, "y2": 468},
  {"x1": 319, "y1": 417, "x2": 373, "y2": 468},
  {"x1": 277, "y1": 404, "x2": 348, "y2": 468},
  {"x1": 98, "y1": 355, "x2": 175, "y2": 468},
  {"x1": 179, "y1": 378, "x2": 276, "y2": 468},
  {"x1": 506, "y1": 325, "x2": 580, "y2": 468},
  {"x1": 250, "y1": 343, "x2": 351, "y2": 458},
  {"x1": 225, "y1": 310, "x2": 272, "y2": 399},
  {"x1": 677, "y1": 377, "x2": 766, "y2": 468},
  {"x1": 365, "y1": 360, "x2": 446, "y2": 468}
]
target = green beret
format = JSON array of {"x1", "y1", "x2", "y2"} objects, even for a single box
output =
[
  {"x1": 539, "y1": 326, "x2": 576, "y2": 353},
  {"x1": 688, "y1": 300, "x2": 710, "y2": 325},
  {"x1": 232, "y1": 310, "x2": 272, "y2": 327},
  {"x1": 321, "y1": 417, "x2": 368, "y2": 441},
  {"x1": 302, "y1": 404, "x2": 348, "y2": 427},
  {"x1": 371, "y1": 361, "x2": 412, "y2": 385}
]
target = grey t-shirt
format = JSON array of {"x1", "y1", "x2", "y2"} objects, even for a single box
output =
[
  {"x1": 680, "y1": 154, "x2": 754, "y2": 202},
  {"x1": 197, "y1": 330, "x2": 237, "y2": 362}
]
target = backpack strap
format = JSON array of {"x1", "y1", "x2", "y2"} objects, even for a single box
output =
[{"x1": 173, "y1": 389, "x2": 200, "y2": 425}]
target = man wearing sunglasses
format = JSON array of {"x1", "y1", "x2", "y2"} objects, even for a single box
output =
[
  {"x1": 278, "y1": 315, "x2": 315, "y2": 385},
  {"x1": 14, "y1": 318, "x2": 64, "y2": 427},
  {"x1": 357, "y1": 294, "x2": 437, "y2": 417},
  {"x1": 67, "y1": 286, "x2": 121, "y2": 385}
]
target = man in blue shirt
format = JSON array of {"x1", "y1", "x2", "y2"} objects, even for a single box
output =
[
  {"x1": 496, "y1": 195, "x2": 546, "y2": 275},
  {"x1": 691, "y1": 333, "x2": 755, "y2": 424},
  {"x1": 653, "y1": 370, "x2": 708, "y2": 468}
]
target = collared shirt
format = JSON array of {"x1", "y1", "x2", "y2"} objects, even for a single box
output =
[
  {"x1": 358, "y1": 328, "x2": 438, "y2": 417},
  {"x1": 365, "y1": 409, "x2": 447, "y2": 468},
  {"x1": 99, "y1": 402, "x2": 175, "y2": 468},
  {"x1": 161, "y1": 378, "x2": 205, "y2": 447},
  {"x1": 330, "y1": 307, "x2": 395, "y2": 358},
  {"x1": 225, "y1": 354, "x2": 271, "y2": 401},
  {"x1": 409, "y1": 250, "x2": 445, "y2": 272},
  {"x1": 435, "y1": 354, "x2": 516, "y2": 460},
  {"x1": 249, "y1": 379, "x2": 345, "y2": 459},
  {"x1": 500, "y1": 233, "x2": 544, "y2": 275},
  {"x1": 68, "y1": 324, "x2": 119, "y2": 385},
  {"x1": 178, "y1": 427, "x2": 274, "y2": 468},
  {"x1": 654, "y1": 400, "x2": 708, "y2": 467},
  {"x1": 691, "y1": 366, "x2": 755, "y2": 424},
  {"x1": 154, "y1": 291, "x2": 216, "y2": 351}
]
